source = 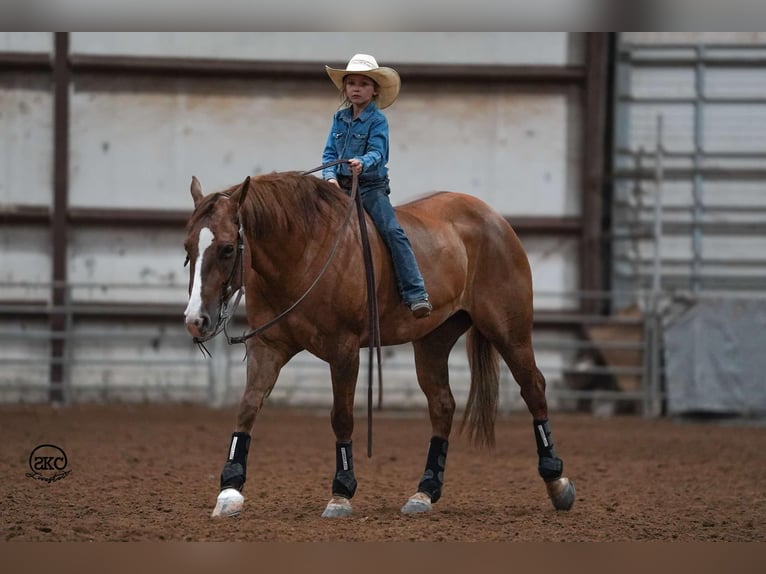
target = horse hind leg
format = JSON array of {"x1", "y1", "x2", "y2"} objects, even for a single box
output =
[{"x1": 500, "y1": 341, "x2": 575, "y2": 511}]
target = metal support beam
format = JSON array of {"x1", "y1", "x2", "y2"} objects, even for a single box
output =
[
  {"x1": 50, "y1": 32, "x2": 69, "y2": 403},
  {"x1": 68, "y1": 54, "x2": 586, "y2": 84},
  {"x1": 580, "y1": 33, "x2": 610, "y2": 313}
]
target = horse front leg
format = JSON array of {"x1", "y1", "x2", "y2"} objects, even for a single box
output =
[
  {"x1": 321, "y1": 348, "x2": 360, "y2": 518},
  {"x1": 211, "y1": 340, "x2": 293, "y2": 518}
]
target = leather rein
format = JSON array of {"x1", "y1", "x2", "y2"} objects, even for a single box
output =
[{"x1": 193, "y1": 159, "x2": 382, "y2": 457}]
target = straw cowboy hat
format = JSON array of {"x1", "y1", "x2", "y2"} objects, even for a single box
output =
[{"x1": 326, "y1": 53, "x2": 401, "y2": 109}]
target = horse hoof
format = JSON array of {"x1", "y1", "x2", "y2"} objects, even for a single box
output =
[
  {"x1": 546, "y1": 477, "x2": 576, "y2": 511},
  {"x1": 211, "y1": 488, "x2": 244, "y2": 518},
  {"x1": 321, "y1": 496, "x2": 353, "y2": 518},
  {"x1": 401, "y1": 492, "x2": 432, "y2": 514}
]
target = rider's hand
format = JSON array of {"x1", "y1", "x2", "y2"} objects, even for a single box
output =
[
  {"x1": 327, "y1": 178, "x2": 341, "y2": 190},
  {"x1": 348, "y1": 159, "x2": 363, "y2": 175}
]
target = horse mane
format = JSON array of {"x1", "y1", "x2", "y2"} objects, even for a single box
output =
[
  {"x1": 229, "y1": 171, "x2": 345, "y2": 240},
  {"x1": 187, "y1": 171, "x2": 345, "y2": 239}
]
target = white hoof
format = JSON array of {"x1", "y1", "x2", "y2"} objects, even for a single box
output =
[
  {"x1": 211, "y1": 488, "x2": 245, "y2": 518},
  {"x1": 321, "y1": 496, "x2": 353, "y2": 518},
  {"x1": 401, "y1": 492, "x2": 432, "y2": 514}
]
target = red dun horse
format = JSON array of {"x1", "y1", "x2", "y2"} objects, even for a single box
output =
[{"x1": 183, "y1": 172, "x2": 575, "y2": 518}]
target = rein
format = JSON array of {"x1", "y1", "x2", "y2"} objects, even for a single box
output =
[
  {"x1": 197, "y1": 160, "x2": 383, "y2": 457},
  {"x1": 225, "y1": 160, "x2": 358, "y2": 345}
]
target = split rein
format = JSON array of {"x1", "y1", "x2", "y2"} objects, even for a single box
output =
[{"x1": 193, "y1": 160, "x2": 382, "y2": 456}]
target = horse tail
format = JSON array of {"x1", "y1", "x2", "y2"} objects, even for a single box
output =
[{"x1": 461, "y1": 327, "x2": 500, "y2": 448}]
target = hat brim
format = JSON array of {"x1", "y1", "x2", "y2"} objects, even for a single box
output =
[{"x1": 326, "y1": 65, "x2": 401, "y2": 109}]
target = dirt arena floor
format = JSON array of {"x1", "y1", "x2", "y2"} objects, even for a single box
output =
[{"x1": 1, "y1": 403, "x2": 764, "y2": 542}]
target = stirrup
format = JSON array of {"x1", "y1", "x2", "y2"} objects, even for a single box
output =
[{"x1": 409, "y1": 299, "x2": 432, "y2": 318}]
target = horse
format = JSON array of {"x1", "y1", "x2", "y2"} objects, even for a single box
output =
[{"x1": 182, "y1": 171, "x2": 575, "y2": 518}]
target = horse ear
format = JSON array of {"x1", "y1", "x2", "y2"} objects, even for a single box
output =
[
  {"x1": 230, "y1": 176, "x2": 250, "y2": 211},
  {"x1": 190, "y1": 176, "x2": 204, "y2": 207}
]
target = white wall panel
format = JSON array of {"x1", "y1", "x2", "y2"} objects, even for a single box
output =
[
  {"x1": 68, "y1": 228, "x2": 187, "y2": 302},
  {"x1": 622, "y1": 33, "x2": 766, "y2": 45},
  {"x1": 391, "y1": 85, "x2": 581, "y2": 216},
  {"x1": 69, "y1": 76, "x2": 580, "y2": 219},
  {"x1": 0, "y1": 32, "x2": 52, "y2": 53},
  {"x1": 71, "y1": 32, "x2": 584, "y2": 66},
  {"x1": 69, "y1": 77, "x2": 332, "y2": 210},
  {"x1": 68, "y1": 321, "x2": 208, "y2": 401},
  {"x1": 0, "y1": 228, "x2": 51, "y2": 296},
  {"x1": 522, "y1": 237, "x2": 580, "y2": 310},
  {"x1": 0, "y1": 76, "x2": 53, "y2": 206},
  {"x1": 0, "y1": 319, "x2": 50, "y2": 402}
]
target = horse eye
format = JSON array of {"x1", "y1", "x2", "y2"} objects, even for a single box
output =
[
  {"x1": 220, "y1": 244, "x2": 235, "y2": 258},
  {"x1": 183, "y1": 254, "x2": 190, "y2": 267}
]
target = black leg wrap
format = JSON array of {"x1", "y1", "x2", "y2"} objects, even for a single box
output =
[
  {"x1": 533, "y1": 419, "x2": 563, "y2": 482},
  {"x1": 331, "y1": 441, "x2": 357, "y2": 499},
  {"x1": 417, "y1": 436, "x2": 449, "y2": 504},
  {"x1": 220, "y1": 432, "x2": 251, "y2": 492}
]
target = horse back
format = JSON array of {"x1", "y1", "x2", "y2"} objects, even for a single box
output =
[
  {"x1": 393, "y1": 191, "x2": 533, "y2": 303},
  {"x1": 396, "y1": 191, "x2": 526, "y2": 261}
]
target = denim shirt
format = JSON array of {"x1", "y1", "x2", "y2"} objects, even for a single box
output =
[{"x1": 321, "y1": 102, "x2": 389, "y2": 182}]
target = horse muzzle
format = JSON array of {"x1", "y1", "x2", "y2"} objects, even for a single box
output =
[{"x1": 184, "y1": 309, "x2": 213, "y2": 339}]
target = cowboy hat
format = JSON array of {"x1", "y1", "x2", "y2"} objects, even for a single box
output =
[{"x1": 325, "y1": 53, "x2": 401, "y2": 109}]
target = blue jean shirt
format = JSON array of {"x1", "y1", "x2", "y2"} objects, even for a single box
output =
[{"x1": 321, "y1": 102, "x2": 389, "y2": 182}]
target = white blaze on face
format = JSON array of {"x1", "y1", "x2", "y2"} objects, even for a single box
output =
[{"x1": 184, "y1": 227, "x2": 215, "y2": 322}]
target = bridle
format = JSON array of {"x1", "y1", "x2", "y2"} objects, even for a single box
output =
[{"x1": 190, "y1": 221, "x2": 246, "y2": 354}]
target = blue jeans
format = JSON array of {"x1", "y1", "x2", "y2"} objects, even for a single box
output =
[{"x1": 341, "y1": 177, "x2": 428, "y2": 304}]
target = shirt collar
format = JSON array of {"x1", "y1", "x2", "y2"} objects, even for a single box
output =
[{"x1": 340, "y1": 101, "x2": 379, "y2": 122}]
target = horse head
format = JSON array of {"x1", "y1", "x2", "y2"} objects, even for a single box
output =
[{"x1": 183, "y1": 175, "x2": 249, "y2": 340}]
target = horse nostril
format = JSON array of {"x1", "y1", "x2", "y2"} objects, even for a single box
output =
[{"x1": 197, "y1": 313, "x2": 210, "y2": 330}]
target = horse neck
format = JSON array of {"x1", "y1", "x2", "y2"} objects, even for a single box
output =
[
  {"x1": 245, "y1": 220, "x2": 341, "y2": 299},
  {"x1": 242, "y1": 178, "x2": 354, "y2": 298}
]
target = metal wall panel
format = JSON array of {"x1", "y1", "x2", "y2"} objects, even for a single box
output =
[
  {"x1": 392, "y1": 85, "x2": 582, "y2": 216},
  {"x1": 68, "y1": 228, "x2": 186, "y2": 302},
  {"x1": 69, "y1": 77, "x2": 331, "y2": 210},
  {"x1": 0, "y1": 32, "x2": 52, "y2": 53},
  {"x1": 612, "y1": 33, "x2": 766, "y2": 299},
  {"x1": 0, "y1": 319, "x2": 50, "y2": 402},
  {"x1": 69, "y1": 75, "x2": 581, "y2": 219},
  {"x1": 0, "y1": 228, "x2": 51, "y2": 293},
  {"x1": 0, "y1": 75, "x2": 53, "y2": 206},
  {"x1": 622, "y1": 33, "x2": 766, "y2": 45},
  {"x1": 523, "y1": 236, "x2": 580, "y2": 311},
  {"x1": 1, "y1": 32, "x2": 595, "y2": 406},
  {"x1": 67, "y1": 321, "x2": 208, "y2": 402},
  {"x1": 70, "y1": 32, "x2": 584, "y2": 66}
]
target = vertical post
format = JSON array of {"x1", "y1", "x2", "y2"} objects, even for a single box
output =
[
  {"x1": 580, "y1": 33, "x2": 610, "y2": 314},
  {"x1": 691, "y1": 45, "x2": 705, "y2": 294},
  {"x1": 49, "y1": 32, "x2": 70, "y2": 403},
  {"x1": 647, "y1": 114, "x2": 665, "y2": 418},
  {"x1": 208, "y1": 335, "x2": 230, "y2": 407},
  {"x1": 652, "y1": 115, "x2": 664, "y2": 296}
]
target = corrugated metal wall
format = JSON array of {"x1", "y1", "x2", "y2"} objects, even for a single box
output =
[
  {"x1": 612, "y1": 32, "x2": 766, "y2": 305},
  {"x1": 1, "y1": 32, "x2": 608, "y2": 410}
]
